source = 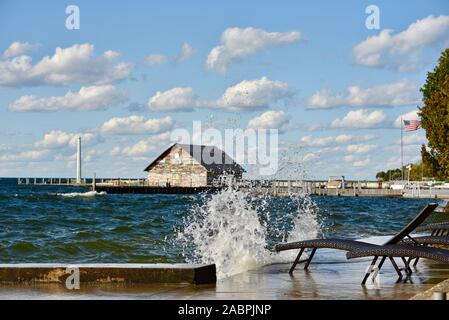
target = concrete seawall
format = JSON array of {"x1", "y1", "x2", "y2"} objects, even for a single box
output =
[
  {"x1": 94, "y1": 186, "x2": 221, "y2": 194},
  {"x1": 0, "y1": 263, "x2": 216, "y2": 285}
]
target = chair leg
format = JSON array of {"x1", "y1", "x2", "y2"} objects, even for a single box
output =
[
  {"x1": 389, "y1": 257, "x2": 403, "y2": 279},
  {"x1": 377, "y1": 256, "x2": 386, "y2": 271},
  {"x1": 289, "y1": 248, "x2": 305, "y2": 274},
  {"x1": 367, "y1": 256, "x2": 387, "y2": 283},
  {"x1": 406, "y1": 257, "x2": 419, "y2": 271},
  {"x1": 412, "y1": 242, "x2": 429, "y2": 268},
  {"x1": 304, "y1": 247, "x2": 317, "y2": 270},
  {"x1": 362, "y1": 256, "x2": 379, "y2": 285},
  {"x1": 401, "y1": 257, "x2": 413, "y2": 275}
]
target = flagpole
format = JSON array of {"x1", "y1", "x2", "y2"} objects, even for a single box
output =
[{"x1": 401, "y1": 116, "x2": 404, "y2": 182}]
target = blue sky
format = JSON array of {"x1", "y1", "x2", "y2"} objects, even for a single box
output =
[{"x1": 0, "y1": 0, "x2": 448, "y2": 179}]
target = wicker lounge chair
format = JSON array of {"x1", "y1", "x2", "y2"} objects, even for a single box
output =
[
  {"x1": 404, "y1": 221, "x2": 449, "y2": 267},
  {"x1": 346, "y1": 244, "x2": 449, "y2": 283},
  {"x1": 416, "y1": 222, "x2": 449, "y2": 235},
  {"x1": 275, "y1": 203, "x2": 440, "y2": 283}
]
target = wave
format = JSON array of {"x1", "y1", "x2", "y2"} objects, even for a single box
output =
[
  {"x1": 176, "y1": 179, "x2": 321, "y2": 280},
  {"x1": 56, "y1": 191, "x2": 107, "y2": 198}
]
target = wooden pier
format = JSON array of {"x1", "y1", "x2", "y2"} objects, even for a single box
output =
[
  {"x1": 16, "y1": 177, "x2": 449, "y2": 199},
  {"x1": 17, "y1": 177, "x2": 145, "y2": 187},
  {"x1": 91, "y1": 184, "x2": 403, "y2": 197}
]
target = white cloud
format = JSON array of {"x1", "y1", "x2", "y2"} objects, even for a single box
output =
[
  {"x1": 148, "y1": 87, "x2": 198, "y2": 112},
  {"x1": 353, "y1": 158, "x2": 371, "y2": 168},
  {"x1": 300, "y1": 135, "x2": 335, "y2": 147},
  {"x1": 100, "y1": 115, "x2": 174, "y2": 135},
  {"x1": 176, "y1": 43, "x2": 197, "y2": 63},
  {"x1": 247, "y1": 110, "x2": 291, "y2": 132},
  {"x1": 147, "y1": 77, "x2": 291, "y2": 112},
  {"x1": 117, "y1": 132, "x2": 171, "y2": 156},
  {"x1": 393, "y1": 109, "x2": 420, "y2": 128},
  {"x1": 206, "y1": 27, "x2": 301, "y2": 72},
  {"x1": 300, "y1": 134, "x2": 376, "y2": 147},
  {"x1": 299, "y1": 146, "x2": 343, "y2": 163},
  {"x1": 385, "y1": 143, "x2": 422, "y2": 154},
  {"x1": 35, "y1": 131, "x2": 103, "y2": 149},
  {"x1": 121, "y1": 140, "x2": 157, "y2": 156},
  {"x1": 2, "y1": 41, "x2": 39, "y2": 58},
  {"x1": 346, "y1": 144, "x2": 376, "y2": 154},
  {"x1": 103, "y1": 50, "x2": 120, "y2": 59},
  {"x1": 335, "y1": 134, "x2": 354, "y2": 144},
  {"x1": 352, "y1": 15, "x2": 449, "y2": 71},
  {"x1": 146, "y1": 54, "x2": 167, "y2": 65},
  {"x1": 8, "y1": 85, "x2": 127, "y2": 112},
  {"x1": 0, "y1": 43, "x2": 132, "y2": 87},
  {"x1": 0, "y1": 149, "x2": 51, "y2": 162},
  {"x1": 331, "y1": 109, "x2": 387, "y2": 129},
  {"x1": 306, "y1": 123, "x2": 326, "y2": 132},
  {"x1": 83, "y1": 149, "x2": 103, "y2": 163},
  {"x1": 216, "y1": 77, "x2": 291, "y2": 112},
  {"x1": 307, "y1": 80, "x2": 419, "y2": 109},
  {"x1": 385, "y1": 154, "x2": 421, "y2": 168},
  {"x1": 391, "y1": 132, "x2": 427, "y2": 146},
  {"x1": 401, "y1": 134, "x2": 427, "y2": 145},
  {"x1": 302, "y1": 152, "x2": 319, "y2": 162}
]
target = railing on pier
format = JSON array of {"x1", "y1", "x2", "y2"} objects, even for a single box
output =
[
  {"x1": 266, "y1": 180, "x2": 403, "y2": 197},
  {"x1": 403, "y1": 184, "x2": 449, "y2": 199},
  {"x1": 18, "y1": 178, "x2": 448, "y2": 199},
  {"x1": 17, "y1": 177, "x2": 146, "y2": 186}
]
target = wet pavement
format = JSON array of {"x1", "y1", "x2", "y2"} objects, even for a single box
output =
[{"x1": 1, "y1": 247, "x2": 448, "y2": 300}]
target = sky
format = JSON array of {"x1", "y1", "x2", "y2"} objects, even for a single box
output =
[{"x1": 0, "y1": 0, "x2": 448, "y2": 180}]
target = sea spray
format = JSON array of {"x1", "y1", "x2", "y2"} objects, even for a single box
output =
[
  {"x1": 176, "y1": 180, "x2": 322, "y2": 279},
  {"x1": 275, "y1": 187, "x2": 322, "y2": 263},
  {"x1": 177, "y1": 186, "x2": 271, "y2": 279}
]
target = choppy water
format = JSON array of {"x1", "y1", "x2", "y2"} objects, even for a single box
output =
[{"x1": 0, "y1": 178, "x2": 444, "y2": 279}]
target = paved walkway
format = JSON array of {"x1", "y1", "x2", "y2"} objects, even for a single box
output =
[{"x1": 1, "y1": 248, "x2": 448, "y2": 300}]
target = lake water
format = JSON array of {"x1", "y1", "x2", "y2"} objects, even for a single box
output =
[{"x1": 0, "y1": 177, "x2": 445, "y2": 279}]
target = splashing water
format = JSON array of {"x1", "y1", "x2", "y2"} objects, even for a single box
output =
[
  {"x1": 176, "y1": 180, "x2": 321, "y2": 279},
  {"x1": 275, "y1": 189, "x2": 322, "y2": 263}
]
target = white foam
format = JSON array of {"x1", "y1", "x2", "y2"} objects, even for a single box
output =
[
  {"x1": 56, "y1": 191, "x2": 107, "y2": 198},
  {"x1": 177, "y1": 180, "x2": 320, "y2": 279}
]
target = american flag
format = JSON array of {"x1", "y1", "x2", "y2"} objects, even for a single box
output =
[{"x1": 403, "y1": 119, "x2": 420, "y2": 132}]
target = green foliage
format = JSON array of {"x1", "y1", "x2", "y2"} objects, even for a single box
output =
[
  {"x1": 421, "y1": 144, "x2": 440, "y2": 178},
  {"x1": 376, "y1": 168, "x2": 402, "y2": 181},
  {"x1": 375, "y1": 161, "x2": 435, "y2": 182},
  {"x1": 418, "y1": 48, "x2": 449, "y2": 180}
]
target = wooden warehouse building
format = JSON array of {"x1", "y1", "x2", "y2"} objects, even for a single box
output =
[{"x1": 144, "y1": 143, "x2": 245, "y2": 187}]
